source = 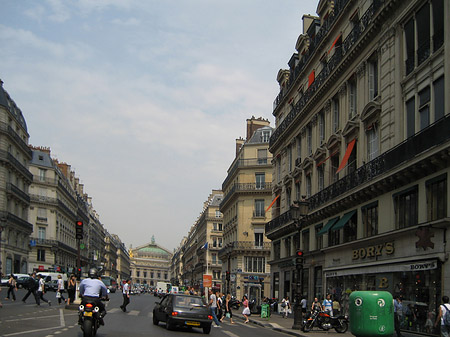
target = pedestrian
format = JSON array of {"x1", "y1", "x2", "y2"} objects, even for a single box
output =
[
  {"x1": 323, "y1": 294, "x2": 333, "y2": 316},
  {"x1": 36, "y1": 274, "x2": 51, "y2": 306},
  {"x1": 301, "y1": 296, "x2": 308, "y2": 318},
  {"x1": 216, "y1": 291, "x2": 224, "y2": 322},
  {"x1": 120, "y1": 279, "x2": 131, "y2": 312},
  {"x1": 67, "y1": 274, "x2": 76, "y2": 305},
  {"x1": 311, "y1": 297, "x2": 322, "y2": 312},
  {"x1": 56, "y1": 274, "x2": 66, "y2": 304},
  {"x1": 281, "y1": 296, "x2": 290, "y2": 318},
  {"x1": 223, "y1": 293, "x2": 235, "y2": 324},
  {"x1": 333, "y1": 296, "x2": 341, "y2": 316},
  {"x1": 242, "y1": 295, "x2": 250, "y2": 323},
  {"x1": 6, "y1": 274, "x2": 17, "y2": 301},
  {"x1": 22, "y1": 273, "x2": 38, "y2": 304},
  {"x1": 394, "y1": 295, "x2": 403, "y2": 337},
  {"x1": 435, "y1": 295, "x2": 450, "y2": 337},
  {"x1": 208, "y1": 289, "x2": 221, "y2": 327}
]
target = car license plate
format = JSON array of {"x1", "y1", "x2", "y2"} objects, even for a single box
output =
[
  {"x1": 186, "y1": 321, "x2": 200, "y2": 326},
  {"x1": 84, "y1": 312, "x2": 93, "y2": 317}
]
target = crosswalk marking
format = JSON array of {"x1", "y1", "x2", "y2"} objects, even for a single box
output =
[{"x1": 128, "y1": 310, "x2": 139, "y2": 316}]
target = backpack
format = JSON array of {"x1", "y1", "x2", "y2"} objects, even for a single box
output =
[{"x1": 443, "y1": 304, "x2": 450, "y2": 326}]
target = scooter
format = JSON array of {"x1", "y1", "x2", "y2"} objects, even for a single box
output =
[{"x1": 302, "y1": 309, "x2": 348, "y2": 333}]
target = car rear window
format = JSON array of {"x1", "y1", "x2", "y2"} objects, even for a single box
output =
[{"x1": 174, "y1": 296, "x2": 205, "y2": 308}]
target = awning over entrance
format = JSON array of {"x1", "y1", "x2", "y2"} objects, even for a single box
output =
[
  {"x1": 331, "y1": 210, "x2": 357, "y2": 231},
  {"x1": 317, "y1": 217, "x2": 340, "y2": 236}
]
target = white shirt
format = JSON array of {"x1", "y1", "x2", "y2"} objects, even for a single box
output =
[
  {"x1": 123, "y1": 283, "x2": 130, "y2": 295},
  {"x1": 57, "y1": 279, "x2": 64, "y2": 290}
]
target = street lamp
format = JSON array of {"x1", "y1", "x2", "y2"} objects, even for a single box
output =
[{"x1": 290, "y1": 200, "x2": 309, "y2": 330}]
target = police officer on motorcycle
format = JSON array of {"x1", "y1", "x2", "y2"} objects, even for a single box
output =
[{"x1": 79, "y1": 268, "x2": 108, "y2": 325}]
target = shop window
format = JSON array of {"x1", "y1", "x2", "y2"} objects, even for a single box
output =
[
  {"x1": 301, "y1": 268, "x2": 309, "y2": 297},
  {"x1": 362, "y1": 202, "x2": 378, "y2": 238},
  {"x1": 394, "y1": 186, "x2": 418, "y2": 229},
  {"x1": 273, "y1": 272, "x2": 280, "y2": 299},
  {"x1": 284, "y1": 271, "x2": 291, "y2": 298},
  {"x1": 426, "y1": 174, "x2": 447, "y2": 221}
]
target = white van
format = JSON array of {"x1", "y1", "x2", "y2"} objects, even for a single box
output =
[{"x1": 37, "y1": 272, "x2": 68, "y2": 283}]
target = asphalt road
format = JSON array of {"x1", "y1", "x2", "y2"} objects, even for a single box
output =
[{"x1": 0, "y1": 288, "x2": 293, "y2": 337}]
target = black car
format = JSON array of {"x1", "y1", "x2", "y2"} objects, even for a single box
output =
[
  {"x1": 16, "y1": 276, "x2": 33, "y2": 289},
  {"x1": 153, "y1": 294, "x2": 213, "y2": 334}
]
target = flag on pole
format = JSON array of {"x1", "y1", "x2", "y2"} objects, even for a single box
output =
[{"x1": 201, "y1": 242, "x2": 208, "y2": 250}]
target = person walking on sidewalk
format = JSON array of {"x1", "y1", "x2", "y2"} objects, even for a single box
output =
[
  {"x1": 67, "y1": 274, "x2": 76, "y2": 305},
  {"x1": 223, "y1": 294, "x2": 235, "y2": 324},
  {"x1": 301, "y1": 296, "x2": 308, "y2": 318},
  {"x1": 311, "y1": 297, "x2": 322, "y2": 312},
  {"x1": 22, "y1": 273, "x2": 38, "y2": 304},
  {"x1": 434, "y1": 295, "x2": 450, "y2": 337},
  {"x1": 242, "y1": 295, "x2": 250, "y2": 323},
  {"x1": 36, "y1": 274, "x2": 51, "y2": 306},
  {"x1": 281, "y1": 296, "x2": 291, "y2": 318},
  {"x1": 323, "y1": 294, "x2": 333, "y2": 316},
  {"x1": 56, "y1": 274, "x2": 66, "y2": 304},
  {"x1": 120, "y1": 279, "x2": 131, "y2": 312},
  {"x1": 6, "y1": 274, "x2": 17, "y2": 301}
]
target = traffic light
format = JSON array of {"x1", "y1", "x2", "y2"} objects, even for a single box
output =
[
  {"x1": 76, "y1": 220, "x2": 84, "y2": 240},
  {"x1": 295, "y1": 250, "x2": 304, "y2": 267},
  {"x1": 226, "y1": 271, "x2": 230, "y2": 281},
  {"x1": 77, "y1": 267, "x2": 82, "y2": 279}
]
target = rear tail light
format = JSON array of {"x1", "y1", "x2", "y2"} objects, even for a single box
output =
[
  {"x1": 208, "y1": 315, "x2": 213, "y2": 320},
  {"x1": 171, "y1": 311, "x2": 179, "y2": 316},
  {"x1": 86, "y1": 303, "x2": 93, "y2": 308}
]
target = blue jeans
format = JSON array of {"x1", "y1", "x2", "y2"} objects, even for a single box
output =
[{"x1": 210, "y1": 307, "x2": 220, "y2": 326}]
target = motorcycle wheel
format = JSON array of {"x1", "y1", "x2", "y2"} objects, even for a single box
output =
[
  {"x1": 82, "y1": 319, "x2": 93, "y2": 337},
  {"x1": 335, "y1": 320, "x2": 348, "y2": 333},
  {"x1": 302, "y1": 321, "x2": 312, "y2": 332}
]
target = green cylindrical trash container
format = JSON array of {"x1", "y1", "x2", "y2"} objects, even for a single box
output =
[
  {"x1": 261, "y1": 303, "x2": 270, "y2": 318},
  {"x1": 349, "y1": 291, "x2": 394, "y2": 337}
]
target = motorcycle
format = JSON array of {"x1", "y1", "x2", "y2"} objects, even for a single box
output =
[
  {"x1": 302, "y1": 309, "x2": 348, "y2": 333},
  {"x1": 229, "y1": 297, "x2": 241, "y2": 310},
  {"x1": 78, "y1": 297, "x2": 107, "y2": 337}
]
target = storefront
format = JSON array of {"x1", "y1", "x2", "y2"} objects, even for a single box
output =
[{"x1": 323, "y1": 231, "x2": 445, "y2": 336}]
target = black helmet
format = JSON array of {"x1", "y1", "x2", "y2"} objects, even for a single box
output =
[{"x1": 88, "y1": 268, "x2": 98, "y2": 279}]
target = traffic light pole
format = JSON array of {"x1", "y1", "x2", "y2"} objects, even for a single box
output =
[
  {"x1": 292, "y1": 264, "x2": 303, "y2": 329},
  {"x1": 77, "y1": 238, "x2": 81, "y2": 280}
]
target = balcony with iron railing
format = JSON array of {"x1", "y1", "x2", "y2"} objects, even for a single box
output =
[
  {"x1": 6, "y1": 183, "x2": 30, "y2": 204},
  {"x1": 0, "y1": 210, "x2": 33, "y2": 232},
  {"x1": 218, "y1": 241, "x2": 271, "y2": 258},
  {"x1": 220, "y1": 182, "x2": 272, "y2": 209},
  {"x1": 266, "y1": 113, "x2": 450, "y2": 235},
  {"x1": 270, "y1": 0, "x2": 384, "y2": 149},
  {"x1": 222, "y1": 157, "x2": 272, "y2": 189},
  {"x1": 0, "y1": 150, "x2": 33, "y2": 182}
]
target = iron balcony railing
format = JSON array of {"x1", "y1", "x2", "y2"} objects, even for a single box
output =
[
  {"x1": 266, "y1": 114, "x2": 450, "y2": 234},
  {"x1": 219, "y1": 241, "x2": 271, "y2": 258},
  {"x1": 222, "y1": 157, "x2": 271, "y2": 189},
  {"x1": 220, "y1": 182, "x2": 272, "y2": 208},
  {"x1": 270, "y1": 0, "x2": 384, "y2": 148},
  {"x1": 6, "y1": 183, "x2": 30, "y2": 204},
  {"x1": 0, "y1": 150, "x2": 33, "y2": 182},
  {"x1": 0, "y1": 211, "x2": 33, "y2": 232},
  {"x1": 30, "y1": 194, "x2": 58, "y2": 204}
]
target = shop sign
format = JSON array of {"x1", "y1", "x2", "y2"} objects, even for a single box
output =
[{"x1": 352, "y1": 242, "x2": 394, "y2": 260}]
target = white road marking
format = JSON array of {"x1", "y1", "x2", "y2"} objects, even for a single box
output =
[
  {"x1": 222, "y1": 331, "x2": 241, "y2": 337},
  {"x1": 128, "y1": 310, "x2": 139, "y2": 316},
  {"x1": 59, "y1": 309, "x2": 65, "y2": 327}
]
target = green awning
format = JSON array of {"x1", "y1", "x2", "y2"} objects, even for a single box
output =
[
  {"x1": 317, "y1": 217, "x2": 340, "y2": 236},
  {"x1": 331, "y1": 210, "x2": 357, "y2": 231}
]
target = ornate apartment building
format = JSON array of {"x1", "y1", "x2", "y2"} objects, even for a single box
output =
[
  {"x1": 0, "y1": 80, "x2": 33, "y2": 276},
  {"x1": 265, "y1": 0, "x2": 448, "y2": 335},
  {"x1": 219, "y1": 117, "x2": 273, "y2": 301}
]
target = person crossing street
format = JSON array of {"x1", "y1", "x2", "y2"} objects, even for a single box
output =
[{"x1": 120, "y1": 279, "x2": 131, "y2": 312}]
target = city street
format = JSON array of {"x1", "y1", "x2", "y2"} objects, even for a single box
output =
[{"x1": 0, "y1": 289, "x2": 292, "y2": 337}]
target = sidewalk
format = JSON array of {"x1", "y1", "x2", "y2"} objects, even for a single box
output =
[{"x1": 236, "y1": 311, "x2": 353, "y2": 337}]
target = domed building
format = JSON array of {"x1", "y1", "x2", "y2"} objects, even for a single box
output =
[{"x1": 129, "y1": 236, "x2": 172, "y2": 288}]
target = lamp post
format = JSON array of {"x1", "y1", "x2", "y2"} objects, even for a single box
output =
[{"x1": 290, "y1": 200, "x2": 309, "y2": 330}]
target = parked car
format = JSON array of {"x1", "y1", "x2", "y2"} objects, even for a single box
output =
[
  {"x1": 153, "y1": 293, "x2": 213, "y2": 334},
  {"x1": 45, "y1": 279, "x2": 59, "y2": 291},
  {"x1": 17, "y1": 276, "x2": 33, "y2": 289}
]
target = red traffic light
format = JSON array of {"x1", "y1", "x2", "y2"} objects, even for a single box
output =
[
  {"x1": 76, "y1": 220, "x2": 83, "y2": 226},
  {"x1": 296, "y1": 250, "x2": 304, "y2": 256}
]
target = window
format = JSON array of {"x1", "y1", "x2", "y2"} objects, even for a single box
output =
[
  {"x1": 38, "y1": 227, "x2": 46, "y2": 240},
  {"x1": 302, "y1": 230, "x2": 309, "y2": 252},
  {"x1": 215, "y1": 210, "x2": 221, "y2": 218},
  {"x1": 318, "y1": 165, "x2": 324, "y2": 191},
  {"x1": 405, "y1": 18, "x2": 415, "y2": 74},
  {"x1": 419, "y1": 86, "x2": 430, "y2": 130},
  {"x1": 348, "y1": 141, "x2": 357, "y2": 174},
  {"x1": 416, "y1": 3, "x2": 430, "y2": 66},
  {"x1": 319, "y1": 111, "x2": 325, "y2": 144},
  {"x1": 212, "y1": 254, "x2": 217, "y2": 264},
  {"x1": 286, "y1": 187, "x2": 291, "y2": 207},
  {"x1": 307, "y1": 125, "x2": 312, "y2": 155},
  {"x1": 296, "y1": 134, "x2": 302, "y2": 159},
  {"x1": 151, "y1": 272, "x2": 154, "y2": 278},
  {"x1": 288, "y1": 145, "x2": 293, "y2": 172},
  {"x1": 144, "y1": 272, "x2": 147, "y2": 278},
  {"x1": 314, "y1": 266, "x2": 323, "y2": 299},
  {"x1": 262, "y1": 130, "x2": 271, "y2": 142},
  {"x1": 255, "y1": 173, "x2": 265, "y2": 189},
  {"x1": 368, "y1": 57, "x2": 378, "y2": 99},
  {"x1": 284, "y1": 237, "x2": 291, "y2": 257},
  {"x1": 137, "y1": 271, "x2": 140, "y2": 277},
  {"x1": 432, "y1": 0, "x2": 444, "y2": 51},
  {"x1": 273, "y1": 241, "x2": 281, "y2": 260},
  {"x1": 315, "y1": 224, "x2": 323, "y2": 250},
  {"x1": 273, "y1": 272, "x2": 280, "y2": 299},
  {"x1": 426, "y1": 174, "x2": 447, "y2": 221},
  {"x1": 349, "y1": 78, "x2": 357, "y2": 119},
  {"x1": 434, "y1": 76, "x2": 444, "y2": 121},
  {"x1": 331, "y1": 154, "x2": 339, "y2": 183},
  {"x1": 343, "y1": 212, "x2": 357, "y2": 243},
  {"x1": 218, "y1": 238, "x2": 223, "y2": 247},
  {"x1": 295, "y1": 181, "x2": 301, "y2": 201},
  {"x1": 333, "y1": 96, "x2": 340, "y2": 132},
  {"x1": 218, "y1": 223, "x2": 223, "y2": 231},
  {"x1": 37, "y1": 249, "x2": 45, "y2": 261},
  {"x1": 362, "y1": 202, "x2": 378, "y2": 238},
  {"x1": 254, "y1": 199, "x2": 265, "y2": 217},
  {"x1": 367, "y1": 124, "x2": 379, "y2": 161},
  {"x1": 244, "y1": 256, "x2": 265, "y2": 273},
  {"x1": 257, "y1": 149, "x2": 267, "y2": 164},
  {"x1": 406, "y1": 97, "x2": 416, "y2": 138},
  {"x1": 255, "y1": 233, "x2": 263, "y2": 248},
  {"x1": 277, "y1": 157, "x2": 281, "y2": 182},
  {"x1": 157, "y1": 272, "x2": 161, "y2": 278},
  {"x1": 37, "y1": 208, "x2": 47, "y2": 220},
  {"x1": 39, "y1": 169, "x2": 46, "y2": 182},
  {"x1": 306, "y1": 174, "x2": 312, "y2": 198},
  {"x1": 394, "y1": 187, "x2": 418, "y2": 229},
  {"x1": 213, "y1": 237, "x2": 217, "y2": 247},
  {"x1": 329, "y1": 226, "x2": 340, "y2": 247},
  {"x1": 164, "y1": 273, "x2": 167, "y2": 280}
]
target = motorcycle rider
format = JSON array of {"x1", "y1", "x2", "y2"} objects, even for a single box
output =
[{"x1": 78, "y1": 268, "x2": 108, "y2": 325}]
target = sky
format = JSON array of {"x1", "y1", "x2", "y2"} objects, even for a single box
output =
[{"x1": 0, "y1": 0, "x2": 318, "y2": 252}]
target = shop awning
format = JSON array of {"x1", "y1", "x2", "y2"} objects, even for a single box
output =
[
  {"x1": 331, "y1": 210, "x2": 357, "y2": 231},
  {"x1": 317, "y1": 217, "x2": 340, "y2": 236},
  {"x1": 336, "y1": 139, "x2": 356, "y2": 174}
]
